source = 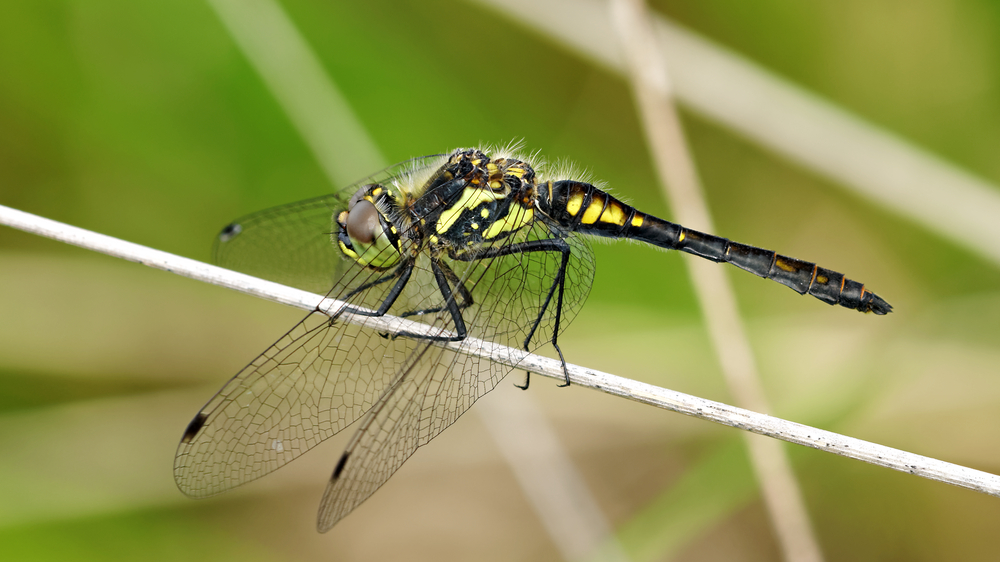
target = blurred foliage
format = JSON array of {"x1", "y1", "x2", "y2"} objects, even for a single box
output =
[{"x1": 2, "y1": 0, "x2": 1000, "y2": 561}]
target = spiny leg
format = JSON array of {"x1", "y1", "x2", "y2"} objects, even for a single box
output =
[
  {"x1": 339, "y1": 261, "x2": 413, "y2": 318},
  {"x1": 450, "y1": 238, "x2": 573, "y2": 388},
  {"x1": 398, "y1": 259, "x2": 474, "y2": 318},
  {"x1": 392, "y1": 256, "x2": 468, "y2": 343}
]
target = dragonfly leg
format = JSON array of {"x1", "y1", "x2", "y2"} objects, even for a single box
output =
[
  {"x1": 451, "y1": 238, "x2": 574, "y2": 387},
  {"x1": 515, "y1": 372, "x2": 531, "y2": 390},
  {"x1": 398, "y1": 260, "x2": 475, "y2": 317},
  {"x1": 393, "y1": 256, "x2": 468, "y2": 342},
  {"x1": 339, "y1": 261, "x2": 413, "y2": 317}
]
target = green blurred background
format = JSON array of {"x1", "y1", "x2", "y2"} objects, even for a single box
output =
[{"x1": 2, "y1": 0, "x2": 1000, "y2": 560}]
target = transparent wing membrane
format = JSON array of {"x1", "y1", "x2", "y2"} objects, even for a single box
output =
[{"x1": 174, "y1": 311, "x2": 421, "y2": 497}]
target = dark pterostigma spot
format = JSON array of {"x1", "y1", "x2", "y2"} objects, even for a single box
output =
[
  {"x1": 218, "y1": 222, "x2": 243, "y2": 242},
  {"x1": 182, "y1": 412, "x2": 208, "y2": 443},
  {"x1": 333, "y1": 452, "x2": 350, "y2": 480}
]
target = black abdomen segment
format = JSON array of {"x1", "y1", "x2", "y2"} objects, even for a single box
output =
[{"x1": 541, "y1": 180, "x2": 892, "y2": 315}]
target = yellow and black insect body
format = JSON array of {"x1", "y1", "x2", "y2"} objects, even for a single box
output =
[
  {"x1": 174, "y1": 147, "x2": 891, "y2": 533},
  {"x1": 536, "y1": 179, "x2": 891, "y2": 314}
]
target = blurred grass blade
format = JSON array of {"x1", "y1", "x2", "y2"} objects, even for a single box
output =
[
  {"x1": 468, "y1": 0, "x2": 1000, "y2": 266},
  {"x1": 207, "y1": 0, "x2": 385, "y2": 185},
  {"x1": 479, "y1": 392, "x2": 630, "y2": 562}
]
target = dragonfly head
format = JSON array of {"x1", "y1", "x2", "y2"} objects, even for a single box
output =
[{"x1": 336, "y1": 184, "x2": 401, "y2": 270}]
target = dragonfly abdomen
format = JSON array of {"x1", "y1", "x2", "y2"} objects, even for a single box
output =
[
  {"x1": 541, "y1": 180, "x2": 891, "y2": 315},
  {"x1": 671, "y1": 229, "x2": 892, "y2": 314}
]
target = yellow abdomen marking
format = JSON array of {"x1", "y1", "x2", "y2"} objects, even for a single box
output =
[
  {"x1": 599, "y1": 202, "x2": 627, "y2": 226},
  {"x1": 775, "y1": 257, "x2": 796, "y2": 272},
  {"x1": 631, "y1": 214, "x2": 644, "y2": 227},
  {"x1": 566, "y1": 191, "x2": 585, "y2": 216},
  {"x1": 580, "y1": 194, "x2": 607, "y2": 224}
]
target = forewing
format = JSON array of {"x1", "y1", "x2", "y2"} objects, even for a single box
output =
[
  {"x1": 173, "y1": 300, "x2": 428, "y2": 497},
  {"x1": 175, "y1": 231, "x2": 442, "y2": 498},
  {"x1": 212, "y1": 154, "x2": 445, "y2": 294},
  {"x1": 212, "y1": 194, "x2": 345, "y2": 294}
]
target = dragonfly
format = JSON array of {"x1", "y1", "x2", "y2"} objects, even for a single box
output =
[{"x1": 174, "y1": 147, "x2": 891, "y2": 532}]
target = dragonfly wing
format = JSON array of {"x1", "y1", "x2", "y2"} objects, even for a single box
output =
[
  {"x1": 445, "y1": 220, "x2": 596, "y2": 351},
  {"x1": 212, "y1": 154, "x2": 448, "y2": 294},
  {"x1": 213, "y1": 194, "x2": 346, "y2": 295},
  {"x1": 316, "y1": 333, "x2": 501, "y2": 531},
  {"x1": 173, "y1": 307, "x2": 427, "y2": 498}
]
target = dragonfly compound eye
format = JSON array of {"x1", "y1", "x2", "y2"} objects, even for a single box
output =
[
  {"x1": 346, "y1": 200, "x2": 379, "y2": 245},
  {"x1": 339, "y1": 198, "x2": 401, "y2": 270}
]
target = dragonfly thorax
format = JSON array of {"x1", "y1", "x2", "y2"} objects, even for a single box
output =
[{"x1": 421, "y1": 150, "x2": 539, "y2": 248}]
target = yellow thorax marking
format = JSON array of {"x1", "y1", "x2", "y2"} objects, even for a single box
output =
[
  {"x1": 436, "y1": 186, "x2": 507, "y2": 234},
  {"x1": 483, "y1": 205, "x2": 534, "y2": 239}
]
